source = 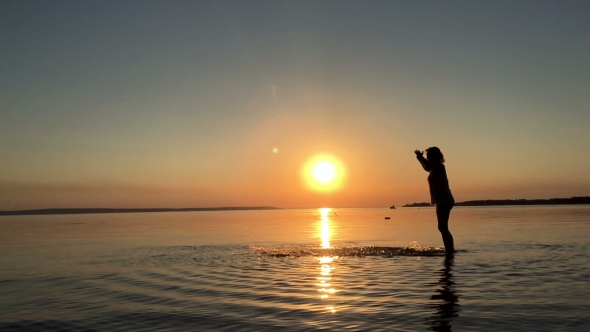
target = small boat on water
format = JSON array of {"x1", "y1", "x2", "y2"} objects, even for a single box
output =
[{"x1": 390, "y1": 205, "x2": 396, "y2": 209}]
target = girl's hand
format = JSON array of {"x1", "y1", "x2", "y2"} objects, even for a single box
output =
[{"x1": 414, "y1": 149, "x2": 423, "y2": 157}]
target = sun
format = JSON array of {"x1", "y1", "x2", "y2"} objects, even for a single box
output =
[
  {"x1": 313, "y1": 162, "x2": 336, "y2": 183},
  {"x1": 301, "y1": 154, "x2": 346, "y2": 193}
]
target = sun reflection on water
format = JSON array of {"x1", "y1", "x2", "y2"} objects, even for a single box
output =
[
  {"x1": 320, "y1": 208, "x2": 331, "y2": 249},
  {"x1": 316, "y1": 208, "x2": 338, "y2": 313}
]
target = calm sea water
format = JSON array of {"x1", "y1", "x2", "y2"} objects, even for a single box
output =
[{"x1": 1, "y1": 206, "x2": 589, "y2": 331}]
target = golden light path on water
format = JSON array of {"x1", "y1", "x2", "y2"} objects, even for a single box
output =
[
  {"x1": 317, "y1": 208, "x2": 337, "y2": 314},
  {"x1": 320, "y1": 208, "x2": 331, "y2": 249}
]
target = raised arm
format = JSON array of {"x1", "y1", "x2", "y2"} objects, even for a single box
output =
[{"x1": 414, "y1": 150, "x2": 431, "y2": 172}]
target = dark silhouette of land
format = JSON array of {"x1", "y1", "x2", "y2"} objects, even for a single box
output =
[
  {"x1": 0, "y1": 206, "x2": 280, "y2": 216},
  {"x1": 403, "y1": 202, "x2": 433, "y2": 207},
  {"x1": 403, "y1": 196, "x2": 590, "y2": 207}
]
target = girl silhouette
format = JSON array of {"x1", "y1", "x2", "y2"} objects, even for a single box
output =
[{"x1": 415, "y1": 147, "x2": 455, "y2": 255}]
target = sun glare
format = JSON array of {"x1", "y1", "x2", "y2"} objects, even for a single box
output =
[
  {"x1": 313, "y1": 162, "x2": 336, "y2": 183},
  {"x1": 302, "y1": 154, "x2": 346, "y2": 193}
]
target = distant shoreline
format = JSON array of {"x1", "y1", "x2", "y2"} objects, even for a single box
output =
[
  {"x1": 403, "y1": 196, "x2": 590, "y2": 207},
  {"x1": 0, "y1": 206, "x2": 280, "y2": 217}
]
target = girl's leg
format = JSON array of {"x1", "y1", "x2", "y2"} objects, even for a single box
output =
[{"x1": 436, "y1": 204, "x2": 455, "y2": 254}]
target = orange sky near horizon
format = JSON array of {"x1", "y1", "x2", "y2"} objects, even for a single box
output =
[{"x1": 2, "y1": 108, "x2": 589, "y2": 210}]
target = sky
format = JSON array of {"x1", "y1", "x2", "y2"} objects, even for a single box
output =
[{"x1": 1, "y1": 0, "x2": 589, "y2": 209}]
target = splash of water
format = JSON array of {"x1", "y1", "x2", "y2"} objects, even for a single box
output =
[{"x1": 254, "y1": 242, "x2": 445, "y2": 258}]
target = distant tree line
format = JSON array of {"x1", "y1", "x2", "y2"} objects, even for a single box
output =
[
  {"x1": 403, "y1": 202, "x2": 432, "y2": 207},
  {"x1": 403, "y1": 196, "x2": 590, "y2": 207}
]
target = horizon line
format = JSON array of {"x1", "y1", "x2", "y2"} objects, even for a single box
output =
[{"x1": 1, "y1": 196, "x2": 590, "y2": 216}]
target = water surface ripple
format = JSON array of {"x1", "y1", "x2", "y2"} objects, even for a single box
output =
[{"x1": 1, "y1": 206, "x2": 589, "y2": 331}]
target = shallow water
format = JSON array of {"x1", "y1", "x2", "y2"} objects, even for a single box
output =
[{"x1": 1, "y1": 206, "x2": 589, "y2": 331}]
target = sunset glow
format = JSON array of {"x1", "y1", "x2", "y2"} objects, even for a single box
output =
[
  {"x1": 302, "y1": 155, "x2": 347, "y2": 193},
  {"x1": 313, "y1": 162, "x2": 336, "y2": 183},
  {"x1": 1, "y1": 1, "x2": 589, "y2": 210},
  {"x1": 2, "y1": 2, "x2": 590, "y2": 331}
]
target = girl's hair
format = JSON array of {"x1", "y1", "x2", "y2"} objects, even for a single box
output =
[{"x1": 426, "y1": 147, "x2": 445, "y2": 163}]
